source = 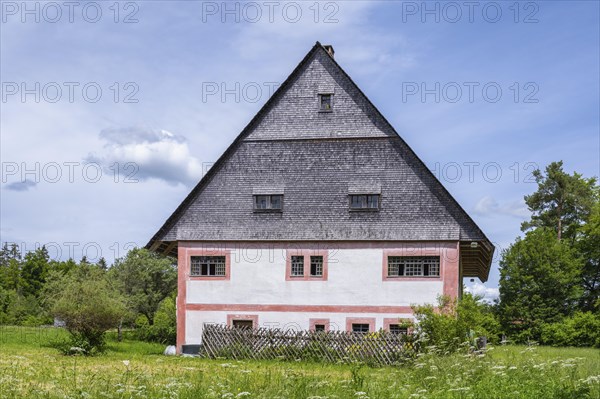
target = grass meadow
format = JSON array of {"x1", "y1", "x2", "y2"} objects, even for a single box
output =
[{"x1": 0, "y1": 326, "x2": 599, "y2": 399}]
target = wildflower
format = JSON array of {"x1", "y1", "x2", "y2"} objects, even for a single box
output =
[
  {"x1": 236, "y1": 393, "x2": 251, "y2": 398},
  {"x1": 122, "y1": 360, "x2": 130, "y2": 367}
]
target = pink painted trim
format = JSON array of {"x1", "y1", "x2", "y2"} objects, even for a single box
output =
[
  {"x1": 383, "y1": 317, "x2": 414, "y2": 334},
  {"x1": 443, "y1": 242, "x2": 460, "y2": 299},
  {"x1": 176, "y1": 244, "x2": 187, "y2": 354},
  {"x1": 187, "y1": 249, "x2": 231, "y2": 281},
  {"x1": 346, "y1": 317, "x2": 376, "y2": 332},
  {"x1": 309, "y1": 318, "x2": 331, "y2": 332},
  {"x1": 186, "y1": 303, "x2": 414, "y2": 314},
  {"x1": 227, "y1": 314, "x2": 259, "y2": 328},
  {"x1": 285, "y1": 249, "x2": 328, "y2": 281}
]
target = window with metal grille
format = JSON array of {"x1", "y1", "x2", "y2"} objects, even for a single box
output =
[
  {"x1": 352, "y1": 323, "x2": 370, "y2": 334},
  {"x1": 387, "y1": 256, "x2": 440, "y2": 277},
  {"x1": 291, "y1": 255, "x2": 304, "y2": 277},
  {"x1": 389, "y1": 324, "x2": 408, "y2": 335},
  {"x1": 254, "y1": 195, "x2": 283, "y2": 211},
  {"x1": 349, "y1": 194, "x2": 380, "y2": 210},
  {"x1": 310, "y1": 256, "x2": 323, "y2": 277},
  {"x1": 190, "y1": 256, "x2": 226, "y2": 277}
]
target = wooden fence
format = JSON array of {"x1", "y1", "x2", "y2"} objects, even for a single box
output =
[{"x1": 200, "y1": 323, "x2": 420, "y2": 366}]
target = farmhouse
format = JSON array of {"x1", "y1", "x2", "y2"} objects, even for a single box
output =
[{"x1": 147, "y1": 42, "x2": 494, "y2": 354}]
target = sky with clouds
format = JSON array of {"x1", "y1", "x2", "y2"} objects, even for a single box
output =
[{"x1": 1, "y1": 1, "x2": 599, "y2": 302}]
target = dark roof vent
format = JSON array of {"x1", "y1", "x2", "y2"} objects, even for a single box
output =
[{"x1": 323, "y1": 45, "x2": 334, "y2": 58}]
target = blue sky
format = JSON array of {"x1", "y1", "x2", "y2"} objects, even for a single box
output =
[{"x1": 1, "y1": 1, "x2": 599, "y2": 300}]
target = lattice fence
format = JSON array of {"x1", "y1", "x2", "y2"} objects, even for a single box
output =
[{"x1": 200, "y1": 323, "x2": 420, "y2": 366}]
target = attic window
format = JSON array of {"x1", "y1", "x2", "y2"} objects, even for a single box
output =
[
  {"x1": 254, "y1": 195, "x2": 283, "y2": 212},
  {"x1": 349, "y1": 194, "x2": 380, "y2": 211},
  {"x1": 319, "y1": 93, "x2": 333, "y2": 111}
]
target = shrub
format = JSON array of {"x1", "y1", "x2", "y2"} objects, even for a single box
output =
[
  {"x1": 412, "y1": 293, "x2": 501, "y2": 353},
  {"x1": 541, "y1": 312, "x2": 600, "y2": 347},
  {"x1": 48, "y1": 266, "x2": 127, "y2": 355},
  {"x1": 135, "y1": 295, "x2": 176, "y2": 344}
]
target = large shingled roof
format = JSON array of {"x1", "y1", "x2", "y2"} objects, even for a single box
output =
[{"x1": 146, "y1": 42, "x2": 494, "y2": 282}]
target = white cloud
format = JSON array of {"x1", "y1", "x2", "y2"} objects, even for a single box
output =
[
  {"x1": 473, "y1": 196, "x2": 530, "y2": 219},
  {"x1": 465, "y1": 282, "x2": 499, "y2": 303},
  {"x1": 87, "y1": 127, "x2": 203, "y2": 187}
]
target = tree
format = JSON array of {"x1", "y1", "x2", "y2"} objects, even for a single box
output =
[
  {"x1": 47, "y1": 264, "x2": 126, "y2": 354},
  {"x1": 20, "y1": 246, "x2": 50, "y2": 297},
  {"x1": 578, "y1": 202, "x2": 600, "y2": 311},
  {"x1": 521, "y1": 161, "x2": 597, "y2": 241},
  {"x1": 110, "y1": 248, "x2": 177, "y2": 325},
  {"x1": 498, "y1": 228, "x2": 583, "y2": 341}
]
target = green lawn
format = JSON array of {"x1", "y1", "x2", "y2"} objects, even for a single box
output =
[{"x1": 0, "y1": 326, "x2": 599, "y2": 399}]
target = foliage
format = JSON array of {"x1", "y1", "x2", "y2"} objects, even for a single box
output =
[
  {"x1": 1, "y1": 326, "x2": 600, "y2": 399},
  {"x1": 521, "y1": 160, "x2": 598, "y2": 241},
  {"x1": 540, "y1": 312, "x2": 600, "y2": 348},
  {"x1": 412, "y1": 293, "x2": 501, "y2": 352},
  {"x1": 498, "y1": 228, "x2": 583, "y2": 342},
  {"x1": 135, "y1": 295, "x2": 176, "y2": 344},
  {"x1": 110, "y1": 248, "x2": 177, "y2": 325},
  {"x1": 577, "y1": 201, "x2": 600, "y2": 311},
  {"x1": 47, "y1": 264, "x2": 127, "y2": 355}
]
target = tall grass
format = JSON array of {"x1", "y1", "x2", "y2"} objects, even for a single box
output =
[{"x1": 0, "y1": 326, "x2": 599, "y2": 398}]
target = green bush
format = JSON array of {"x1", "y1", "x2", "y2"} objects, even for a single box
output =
[
  {"x1": 135, "y1": 295, "x2": 176, "y2": 344},
  {"x1": 412, "y1": 293, "x2": 502, "y2": 353},
  {"x1": 541, "y1": 312, "x2": 600, "y2": 347}
]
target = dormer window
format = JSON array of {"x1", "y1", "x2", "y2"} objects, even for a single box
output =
[
  {"x1": 349, "y1": 194, "x2": 380, "y2": 211},
  {"x1": 254, "y1": 194, "x2": 283, "y2": 212},
  {"x1": 319, "y1": 93, "x2": 333, "y2": 111}
]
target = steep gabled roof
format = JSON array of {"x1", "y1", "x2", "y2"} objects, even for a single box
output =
[{"x1": 146, "y1": 42, "x2": 494, "y2": 281}]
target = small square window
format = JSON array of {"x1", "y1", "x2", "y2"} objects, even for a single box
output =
[
  {"x1": 319, "y1": 94, "x2": 333, "y2": 111},
  {"x1": 254, "y1": 195, "x2": 283, "y2": 211},
  {"x1": 291, "y1": 255, "x2": 304, "y2": 277},
  {"x1": 314, "y1": 324, "x2": 326, "y2": 332}
]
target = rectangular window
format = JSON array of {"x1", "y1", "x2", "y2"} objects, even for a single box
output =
[
  {"x1": 352, "y1": 323, "x2": 370, "y2": 334},
  {"x1": 389, "y1": 324, "x2": 408, "y2": 335},
  {"x1": 291, "y1": 255, "x2": 304, "y2": 277},
  {"x1": 310, "y1": 256, "x2": 323, "y2": 277},
  {"x1": 319, "y1": 93, "x2": 332, "y2": 111},
  {"x1": 254, "y1": 195, "x2": 283, "y2": 211},
  {"x1": 387, "y1": 256, "x2": 440, "y2": 277},
  {"x1": 314, "y1": 324, "x2": 325, "y2": 332},
  {"x1": 232, "y1": 320, "x2": 253, "y2": 330},
  {"x1": 190, "y1": 256, "x2": 226, "y2": 277},
  {"x1": 350, "y1": 194, "x2": 380, "y2": 210}
]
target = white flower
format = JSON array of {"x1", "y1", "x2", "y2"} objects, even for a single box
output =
[{"x1": 122, "y1": 360, "x2": 130, "y2": 367}]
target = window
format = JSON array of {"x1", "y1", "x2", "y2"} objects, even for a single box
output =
[
  {"x1": 254, "y1": 195, "x2": 283, "y2": 211},
  {"x1": 314, "y1": 324, "x2": 325, "y2": 332},
  {"x1": 287, "y1": 251, "x2": 328, "y2": 281},
  {"x1": 232, "y1": 320, "x2": 253, "y2": 330},
  {"x1": 190, "y1": 256, "x2": 226, "y2": 277},
  {"x1": 291, "y1": 255, "x2": 304, "y2": 277},
  {"x1": 387, "y1": 256, "x2": 440, "y2": 277},
  {"x1": 352, "y1": 323, "x2": 370, "y2": 334},
  {"x1": 310, "y1": 256, "x2": 323, "y2": 277},
  {"x1": 319, "y1": 93, "x2": 332, "y2": 111},
  {"x1": 350, "y1": 194, "x2": 380, "y2": 210},
  {"x1": 389, "y1": 324, "x2": 408, "y2": 335}
]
